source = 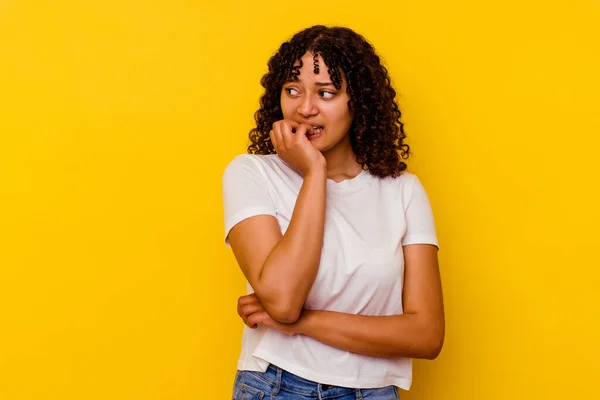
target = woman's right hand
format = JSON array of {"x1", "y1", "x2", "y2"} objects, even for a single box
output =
[{"x1": 270, "y1": 120, "x2": 326, "y2": 176}]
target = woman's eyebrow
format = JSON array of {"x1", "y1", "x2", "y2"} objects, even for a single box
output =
[{"x1": 284, "y1": 78, "x2": 334, "y2": 87}]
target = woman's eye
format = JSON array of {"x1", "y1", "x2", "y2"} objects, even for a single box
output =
[
  {"x1": 320, "y1": 91, "x2": 335, "y2": 99},
  {"x1": 285, "y1": 88, "x2": 299, "y2": 96}
]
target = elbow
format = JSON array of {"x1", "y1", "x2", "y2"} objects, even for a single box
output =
[
  {"x1": 400, "y1": 320, "x2": 444, "y2": 360},
  {"x1": 421, "y1": 337, "x2": 444, "y2": 360},
  {"x1": 272, "y1": 311, "x2": 301, "y2": 324},
  {"x1": 264, "y1": 300, "x2": 303, "y2": 324},
  {"x1": 418, "y1": 329, "x2": 445, "y2": 360},
  {"x1": 255, "y1": 284, "x2": 306, "y2": 323}
]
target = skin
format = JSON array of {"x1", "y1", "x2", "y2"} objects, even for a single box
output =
[
  {"x1": 278, "y1": 52, "x2": 361, "y2": 182},
  {"x1": 231, "y1": 52, "x2": 445, "y2": 359},
  {"x1": 226, "y1": 54, "x2": 333, "y2": 323},
  {"x1": 238, "y1": 244, "x2": 444, "y2": 359}
]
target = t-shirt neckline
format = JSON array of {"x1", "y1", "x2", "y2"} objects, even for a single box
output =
[{"x1": 326, "y1": 168, "x2": 369, "y2": 190}]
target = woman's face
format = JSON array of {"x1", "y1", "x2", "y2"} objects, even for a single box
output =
[{"x1": 280, "y1": 52, "x2": 353, "y2": 153}]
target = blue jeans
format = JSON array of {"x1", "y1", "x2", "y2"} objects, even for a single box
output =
[{"x1": 233, "y1": 364, "x2": 399, "y2": 399}]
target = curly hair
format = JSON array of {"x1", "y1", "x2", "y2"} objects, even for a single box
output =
[{"x1": 248, "y1": 25, "x2": 409, "y2": 178}]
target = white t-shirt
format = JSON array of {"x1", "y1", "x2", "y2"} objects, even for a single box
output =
[{"x1": 222, "y1": 153, "x2": 438, "y2": 390}]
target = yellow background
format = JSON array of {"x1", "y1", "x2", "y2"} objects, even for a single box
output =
[{"x1": 1, "y1": 0, "x2": 599, "y2": 398}]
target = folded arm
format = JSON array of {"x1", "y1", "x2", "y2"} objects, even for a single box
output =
[
  {"x1": 228, "y1": 167, "x2": 327, "y2": 323},
  {"x1": 299, "y1": 245, "x2": 444, "y2": 358},
  {"x1": 239, "y1": 244, "x2": 445, "y2": 359}
]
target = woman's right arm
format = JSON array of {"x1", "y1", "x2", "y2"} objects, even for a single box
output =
[{"x1": 226, "y1": 121, "x2": 327, "y2": 323}]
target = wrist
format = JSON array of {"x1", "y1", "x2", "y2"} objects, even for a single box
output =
[
  {"x1": 296, "y1": 309, "x2": 317, "y2": 335},
  {"x1": 304, "y1": 165, "x2": 327, "y2": 181}
]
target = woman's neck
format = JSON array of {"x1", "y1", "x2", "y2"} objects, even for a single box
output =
[{"x1": 322, "y1": 137, "x2": 363, "y2": 182}]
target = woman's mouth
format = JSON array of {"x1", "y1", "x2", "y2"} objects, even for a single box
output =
[{"x1": 308, "y1": 126, "x2": 324, "y2": 139}]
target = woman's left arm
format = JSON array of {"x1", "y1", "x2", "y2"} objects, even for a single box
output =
[{"x1": 238, "y1": 244, "x2": 445, "y2": 360}]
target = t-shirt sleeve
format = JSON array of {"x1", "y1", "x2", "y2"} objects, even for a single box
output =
[
  {"x1": 401, "y1": 174, "x2": 439, "y2": 248},
  {"x1": 222, "y1": 155, "x2": 277, "y2": 247}
]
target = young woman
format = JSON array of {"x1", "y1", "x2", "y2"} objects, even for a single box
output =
[{"x1": 223, "y1": 25, "x2": 444, "y2": 399}]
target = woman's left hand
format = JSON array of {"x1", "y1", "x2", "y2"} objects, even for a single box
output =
[{"x1": 237, "y1": 293, "x2": 299, "y2": 336}]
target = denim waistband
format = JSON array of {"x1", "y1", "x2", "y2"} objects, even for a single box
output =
[
  {"x1": 236, "y1": 364, "x2": 399, "y2": 399},
  {"x1": 249, "y1": 364, "x2": 358, "y2": 397}
]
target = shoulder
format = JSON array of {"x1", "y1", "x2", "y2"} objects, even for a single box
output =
[
  {"x1": 224, "y1": 154, "x2": 272, "y2": 174},
  {"x1": 225, "y1": 153, "x2": 261, "y2": 169},
  {"x1": 375, "y1": 171, "x2": 431, "y2": 206},
  {"x1": 396, "y1": 171, "x2": 419, "y2": 184},
  {"x1": 225, "y1": 153, "x2": 284, "y2": 169},
  {"x1": 225, "y1": 153, "x2": 291, "y2": 175},
  {"x1": 222, "y1": 154, "x2": 261, "y2": 186},
  {"x1": 223, "y1": 154, "x2": 289, "y2": 183},
  {"x1": 377, "y1": 171, "x2": 420, "y2": 191}
]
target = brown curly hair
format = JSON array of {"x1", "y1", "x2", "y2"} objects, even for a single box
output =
[{"x1": 248, "y1": 25, "x2": 409, "y2": 178}]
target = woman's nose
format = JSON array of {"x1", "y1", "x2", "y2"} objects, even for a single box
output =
[{"x1": 297, "y1": 94, "x2": 318, "y2": 117}]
